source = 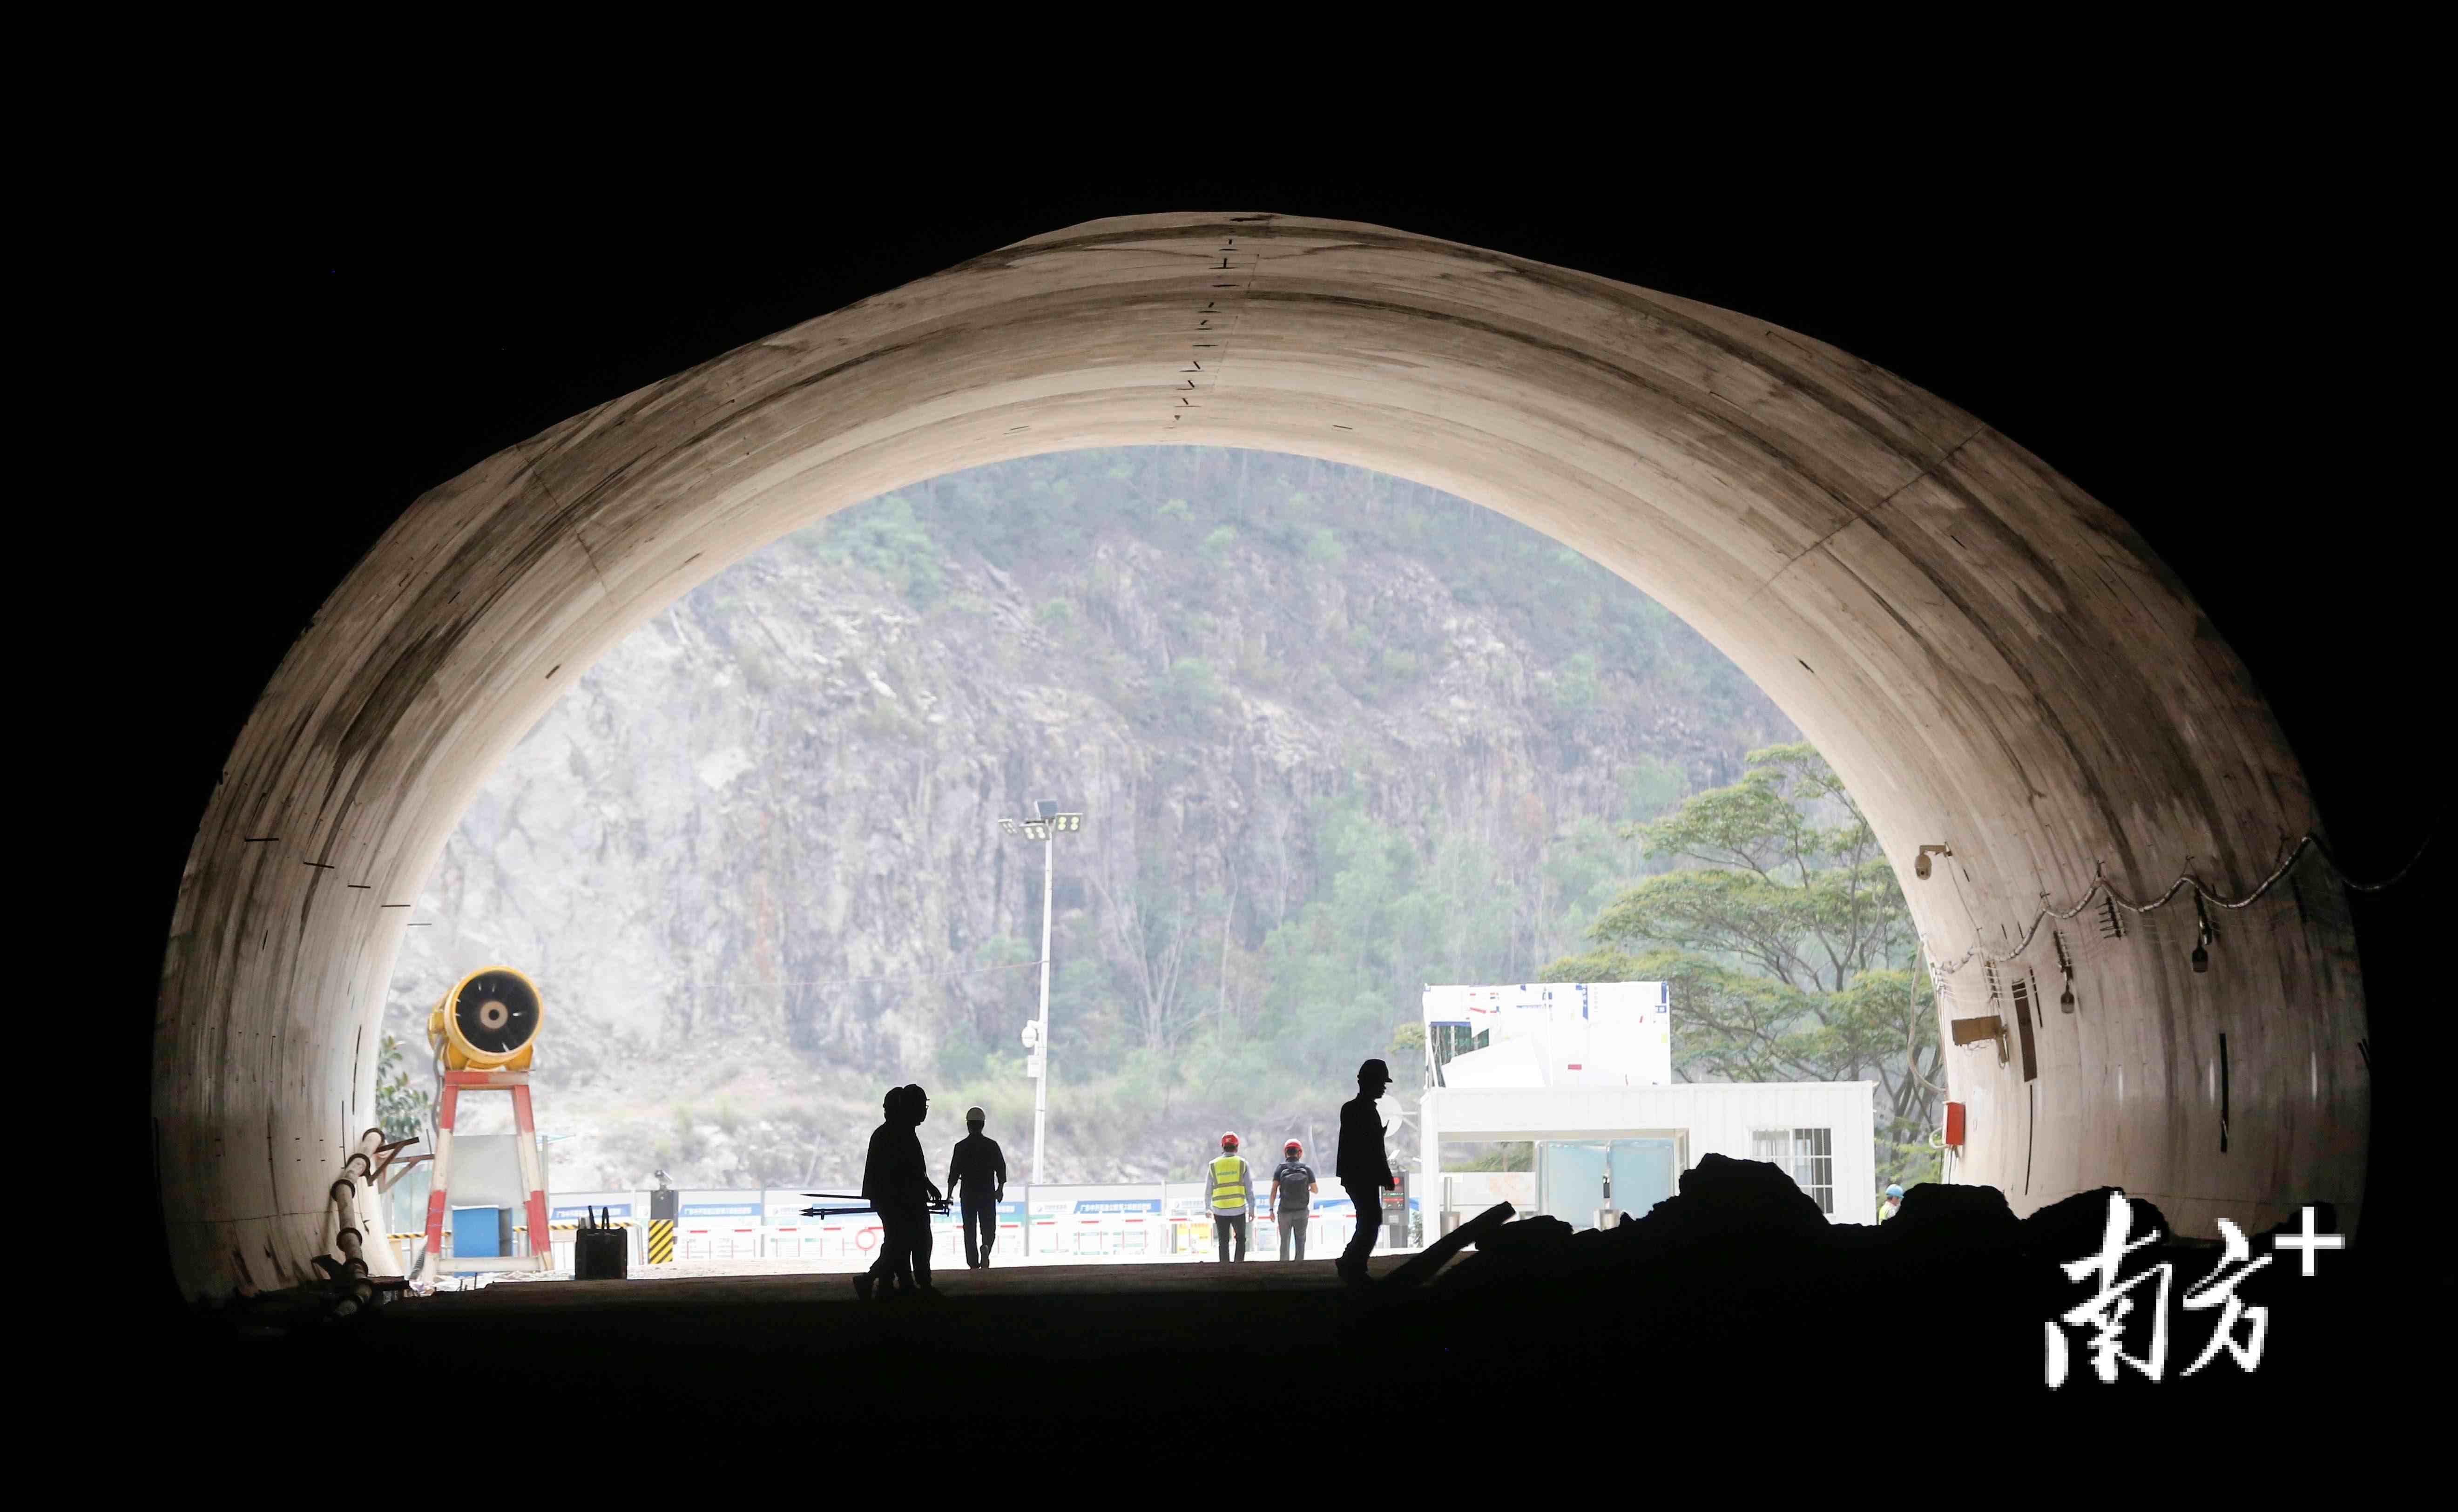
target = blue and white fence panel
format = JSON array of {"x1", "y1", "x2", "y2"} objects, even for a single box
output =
[{"x1": 675, "y1": 1192, "x2": 765, "y2": 1260}]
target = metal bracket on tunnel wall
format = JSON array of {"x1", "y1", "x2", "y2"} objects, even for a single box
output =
[{"x1": 1952, "y1": 1014, "x2": 2010, "y2": 1067}]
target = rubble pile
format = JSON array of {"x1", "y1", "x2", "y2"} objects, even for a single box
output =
[{"x1": 1355, "y1": 1156, "x2": 2360, "y2": 1401}]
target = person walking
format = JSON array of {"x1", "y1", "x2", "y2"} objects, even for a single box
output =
[
  {"x1": 898, "y1": 1083, "x2": 944, "y2": 1292},
  {"x1": 1879, "y1": 1183, "x2": 1905, "y2": 1222},
  {"x1": 946, "y1": 1105, "x2": 1007, "y2": 1268},
  {"x1": 1336, "y1": 1059, "x2": 1395, "y2": 1287},
  {"x1": 1207, "y1": 1131, "x2": 1255, "y2": 1262},
  {"x1": 1271, "y1": 1138, "x2": 1318, "y2": 1261},
  {"x1": 854, "y1": 1085, "x2": 944, "y2": 1301},
  {"x1": 856, "y1": 1086, "x2": 911, "y2": 1301}
]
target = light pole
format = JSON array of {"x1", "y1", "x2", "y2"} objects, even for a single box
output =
[{"x1": 1000, "y1": 800, "x2": 1082, "y2": 1185}]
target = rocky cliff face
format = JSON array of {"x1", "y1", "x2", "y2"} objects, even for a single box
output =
[{"x1": 385, "y1": 449, "x2": 1793, "y2": 1191}]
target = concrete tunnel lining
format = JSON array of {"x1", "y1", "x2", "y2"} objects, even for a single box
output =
[{"x1": 154, "y1": 212, "x2": 2367, "y2": 1301}]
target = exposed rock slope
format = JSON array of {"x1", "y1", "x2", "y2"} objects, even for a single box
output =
[{"x1": 386, "y1": 449, "x2": 1792, "y2": 1190}]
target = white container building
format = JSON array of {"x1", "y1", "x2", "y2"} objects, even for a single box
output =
[{"x1": 1418, "y1": 983, "x2": 1879, "y2": 1230}]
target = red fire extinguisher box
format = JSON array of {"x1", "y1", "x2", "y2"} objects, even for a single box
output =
[{"x1": 1944, "y1": 1101, "x2": 1966, "y2": 1148}]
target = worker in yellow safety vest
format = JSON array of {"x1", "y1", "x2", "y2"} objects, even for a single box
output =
[{"x1": 1208, "y1": 1131, "x2": 1256, "y2": 1262}]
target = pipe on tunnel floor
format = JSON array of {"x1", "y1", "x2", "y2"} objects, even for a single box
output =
[{"x1": 314, "y1": 1128, "x2": 386, "y2": 1316}]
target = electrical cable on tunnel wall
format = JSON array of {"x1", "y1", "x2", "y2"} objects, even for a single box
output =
[{"x1": 1924, "y1": 827, "x2": 2435, "y2": 977}]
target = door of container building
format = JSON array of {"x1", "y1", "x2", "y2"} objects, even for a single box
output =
[
  {"x1": 1607, "y1": 1138, "x2": 1678, "y2": 1221},
  {"x1": 1537, "y1": 1138, "x2": 1680, "y2": 1229},
  {"x1": 1535, "y1": 1141, "x2": 1611, "y2": 1229}
]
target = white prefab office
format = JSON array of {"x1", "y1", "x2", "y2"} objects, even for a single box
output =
[
  {"x1": 1418, "y1": 982, "x2": 1878, "y2": 1230},
  {"x1": 1418, "y1": 1081, "x2": 1880, "y2": 1231}
]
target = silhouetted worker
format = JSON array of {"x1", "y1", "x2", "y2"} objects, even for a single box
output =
[
  {"x1": 898, "y1": 1083, "x2": 944, "y2": 1292},
  {"x1": 946, "y1": 1105, "x2": 1007, "y2": 1268},
  {"x1": 854, "y1": 1085, "x2": 943, "y2": 1300},
  {"x1": 1208, "y1": 1131, "x2": 1255, "y2": 1262},
  {"x1": 856, "y1": 1086, "x2": 910, "y2": 1301},
  {"x1": 1336, "y1": 1059, "x2": 1395, "y2": 1287},
  {"x1": 1271, "y1": 1138, "x2": 1318, "y2": 1260}
]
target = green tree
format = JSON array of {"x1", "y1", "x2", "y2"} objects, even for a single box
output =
[
  {"x1": 374, "y1": 1033, "x2": 433, "y2": 1144},
  {"x1": 1244, "y1": 800, "x2": 1422, "y2": 1085},
  {"x1": 800, "y1": 493, "x2": 946, "y2": 605},
  {"x1": 1549, "y1": 650, "x2": 1601, "y2": 711},
  {"x1": 1544, "y1": 742, "x2": 1944, "y2": 1195},
  {"x1": 1158, "y1": 657, "x2": 1224, "y2": 726},
  {"x1": 1388, "y1": 1022, "x2": 1428, "y2": 1090}
]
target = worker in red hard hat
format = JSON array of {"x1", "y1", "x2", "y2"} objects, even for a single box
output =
[
  {"x1": 1271, "y1": 1139, "x2": 1318, "y2": 1261},
  {"x1": 1206, "y1": 1131, "x2": 1255, "y2": 1262}
]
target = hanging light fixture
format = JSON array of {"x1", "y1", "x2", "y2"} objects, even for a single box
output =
[{"x1": 2191, "y1": 895, "x2": 2213, "y2": 974}]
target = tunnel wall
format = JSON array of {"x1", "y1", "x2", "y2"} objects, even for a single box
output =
[{"x1": 154, "y1": 214, "x2": 2366, "y2": 1299}]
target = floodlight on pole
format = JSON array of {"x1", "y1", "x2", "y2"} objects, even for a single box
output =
[{"x1": 1000, "y1": 799, "x2": 1085, "y2": 1185}]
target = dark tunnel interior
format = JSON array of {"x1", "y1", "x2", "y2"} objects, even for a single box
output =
[{"x1": 111, "y1": 138, "x2": 2436, "y2": 1446}]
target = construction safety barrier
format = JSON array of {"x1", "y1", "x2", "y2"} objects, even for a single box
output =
[
  {"x1": 1046, "y1": 1213, "x2": 1160, "y2": 1256},
  {"x1": 1006, "y1": 1211, "x2": 1188, "y2": 1256},
  {"x1": 766, "y1": 1220, "x2": 885, "y2": 1261},
  {"x1": 393, "y1": 1208, "x2": 1384, "y2": 1271},
  {"x1": 1164, "y1": 1212, "x2": 1357, "y2": 1258},
  {"x1": 761, "y1": 1224, "x2": 842, "y2": 1259},
  {"x1": 677, "y1": 1223, "x2": 763, "y2": 1261},
  {"x1": 413, "y1": 1221, "x2": 654, "y2": 1271}
]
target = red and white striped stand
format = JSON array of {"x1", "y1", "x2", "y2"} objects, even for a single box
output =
[{"x1": 418, "y1": 1069, "x2": 554, "y2": 1288}]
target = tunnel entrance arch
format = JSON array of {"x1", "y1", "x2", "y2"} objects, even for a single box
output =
[{"x1": 155, "y1": 213, "x2": 2366, "y2": 1300}]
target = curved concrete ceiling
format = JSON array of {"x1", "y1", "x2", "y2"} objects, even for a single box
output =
[{"x1": 155, "y1": 213, "x2": 2366, "y2": 1300}]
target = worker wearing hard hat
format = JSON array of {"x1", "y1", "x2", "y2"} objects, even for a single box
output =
[
  {"x1": 1271, "y1": 1139, "x2": 1318, "y2": 1261},
  {"x1": 1208, "y1": 1131, "x2": 1256, "y2": 1262},
  {"x1": 1336, "y1": 1058, "x2": 1396, "y2": 1287},
  {"x1": 1880, "y1": 1183, "x2": 1905, "y2": 1222},
  {"x1": 946, "y1": 1106, "x2": 1007, "y2": 1268},
  {"x1": 855, "y1": 1085, "x2": 943, "y2": 1301}
]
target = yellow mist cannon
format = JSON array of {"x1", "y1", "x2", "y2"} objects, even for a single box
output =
[
  {"x1": 417, "y1": 965, "x2": 553, "y2": 1288},
  {"x1": 426, "y1": 966, "x2": 544, "y2": 1071}
]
